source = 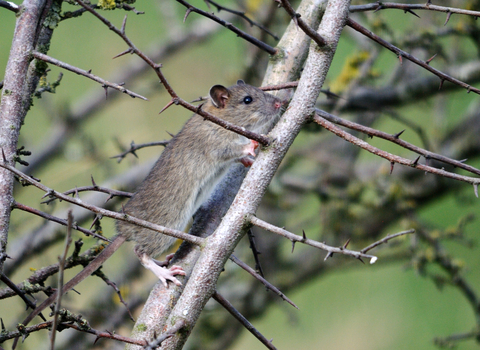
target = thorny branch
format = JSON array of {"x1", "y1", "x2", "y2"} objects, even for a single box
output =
[
  {"x1": 212, "y1": 291, "x2": 277, "y2": 350},
  {"x1": 0, "y1": 319, "x2": 146, "y2": 345},
  {"x1": 229, "y1": 254, "x2": 297, "y2": 308},
  {"x1": 278, "y1": 0, "x2": 327, "y2": 47},
  {"x1": 0, "y1": 159, "x2": 204, "y2": 246},
  {"x1": 346, "y1": 18, "x2": 480, "y2": 95},
  {"x1": 111, "y1": 140, "x2": 169, "y2": 163},
  {"x1": 313, "y1": 114, "x2": 480, "y2": 195},
  {"x1": 350, "y1": 2, "x2": 480, "y2": 19},
  {"x1": 176, "y1": 0, "x2": 277, "y2": 54},
  {"x1": 204, "y1": 0, "x2": 279, "y2": 40},
  {"x1": 0, "y1": 240, "x2": 100, "y2": 300},
  {"x1": 316, "y1": 109, "x2": 480, "y2": 178},
  {"x1": 42, "y1": 175, "x2": 132, "y2": 204},
  {"x1": 50, "y1": 210, "x2": 73, "y2": 350},
  {"x1": 32, "y1": 51, "x2": 147, "y2": 100},
  {"x1": 250, "y1": 215, "x2": 414, "y2": 263},
  {"x1": 12, "y1": 201, "x2": 108, "y2": 241}
]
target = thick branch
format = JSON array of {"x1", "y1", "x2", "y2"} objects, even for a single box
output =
[
  {"x1": 0, "y1": 0, "x2": 47, "y2": 274},
  {"x1": 158, "y1": 0, "x2": 351, "y2": 348}
]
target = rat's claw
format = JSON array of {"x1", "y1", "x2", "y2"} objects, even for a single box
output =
[{"x1": 137, "y1": 252, "x2": 185, "y2": 287}]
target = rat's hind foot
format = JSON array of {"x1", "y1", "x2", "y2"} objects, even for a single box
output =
[{"x1": 135, "y1": 248, "x2": 185, "y2": 287}]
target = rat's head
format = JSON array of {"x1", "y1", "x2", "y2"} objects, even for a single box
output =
[{"x1": 207, "y1": 80, "x2": 284, "y2": 134}]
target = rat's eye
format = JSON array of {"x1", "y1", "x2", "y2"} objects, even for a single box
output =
[{"x1": 243, "y1": 96, "x2": 253, "y2": 104}]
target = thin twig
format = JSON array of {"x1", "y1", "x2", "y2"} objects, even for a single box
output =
[
  {"x1": 229, "y1": 254, "x2": 298, "y2": 309},
  {"x1": 176, "y1": 0, "x2": 277, "y2": 54},
  {"x1": 313, "y1": 114, "x2": 480, "y2": 192},
  {"x1": 246, "y1": 229, "x2": 264, "y2": 277},
  {"x1": 50, "y1": 211, "x2": 73, "y2": 350},
  {"x1": 12, "y1": 201, "x2": 109, "y2": 241},
  {"x1": 0, "y1": 319, "x2": 146, "y2": 345},
  {"x1": 346, "y1": 18, "x2": 480, "y2": 95},
  {"x1": 279, "y1": 0, "x2": 327, "y2": 47},
  {"x1": 111, "y1": 140, "x2": 169, "y2": 163},
  {"x1": 43, "y1": 185, "x2": 132, "y2": 204},
  {"x1": 32, "y1": 51, "x2": 147, "y2": 100},
  {"x1": 205, "y1": 0, "x2": 279, "y2": 40},
  {"x1": 212, "y1": 291, "x2": 277, "y2": 350},
  {"x1": 350, "y1": 2, "x2": 480, "y2": 18},
  {"x1": 316, "y1": 109, "x2": 480, "y2": 177},
  {"x1": 249, "y1": 215, "x2": 379, "y2": 263},
  {"x1": 0, "y1": 160, "x2": 203, "y2": 246},
  {"x1": 0, "y1": 274, "x2": 46, "y2": 321},
  {"x1": 361, "y1": 229, "x2": 415, "y2": 253}
]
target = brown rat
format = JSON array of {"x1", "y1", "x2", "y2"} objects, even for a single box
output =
[
  {"x1": 23, "y1": 80, "x2": 284, "y2": 325},
  {"x1": 116, "y1": 79, "x2": 283, "y2": 286},
  {"x1": 29, "y1": 81, "x2": 283, "y2": 320}
]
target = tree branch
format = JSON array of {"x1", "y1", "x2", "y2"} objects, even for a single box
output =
[
  {"x1": 176, "y1": 0, "x2": 277, "y2": 54},
  {"x1": 157, "y1": 0, "x2": 351, "y2": 347},
  {"x1": 0, "y1": 0, "x2": 48, "y2": 275},
  {"x1": 346, "y1": 18, "x2": 480, "y2": 95},
  {"x1": 313, "y1": 114, "x2": 480, "y2": 192}
]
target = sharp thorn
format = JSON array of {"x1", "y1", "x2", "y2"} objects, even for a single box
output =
[
  {"x1": 159, "y1": 100, "x2": 175, "y2": 115},
  {"x1": 444, "y1": 11, "x2": 452, "y2": 26},
  {"x1": 184, "y1": 8, "x2": 192, "y2": 22},
  {"x1": 412, "y1": 155, "x2": 421, "y2": 166},
  {"x1": 426, "y1": 53, "x2": 437, "y2": 64},
  {"x1": 390, "y1": 161, "x2": 395, "y2": 175},
  {"x1": 393, "y1": 129, "x2": 405, "y2": 138},
  {"x1": 405, "y1": 9, "x2": 420, "y2": 18},
  {"x1": 112, "y1": 48, "x2": 133, "y2": 59}
]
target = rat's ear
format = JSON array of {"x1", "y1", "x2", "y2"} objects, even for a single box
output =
[
  {"x1": 237, "y1": 79, "x2": 245, "y2": 85},
  {"x1": 209, "y1": 85, "x2": 230, "y2": 109}
]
